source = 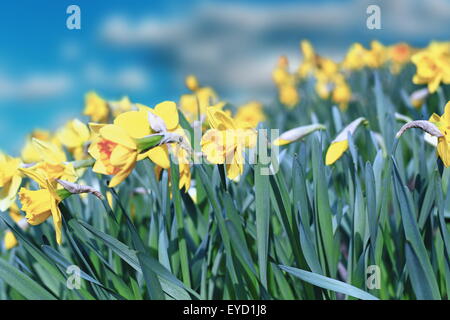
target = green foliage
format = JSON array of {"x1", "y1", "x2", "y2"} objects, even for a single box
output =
[{"x1": 1, "y1": 67, "x2": 450, "y2": 300}]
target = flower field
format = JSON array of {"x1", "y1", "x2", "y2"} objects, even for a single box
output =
[{"x1": 1, "y1": 40, "x2": 450, "y2": 300}]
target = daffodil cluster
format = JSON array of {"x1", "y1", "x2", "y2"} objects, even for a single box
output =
[{"x1": 1, "y1": 85, "x2": 268, "y2": 248}]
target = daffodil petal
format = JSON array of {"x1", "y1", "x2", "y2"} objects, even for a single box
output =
[{"x1": 325, "y1": 140, "x2": 349, "y2": 165}]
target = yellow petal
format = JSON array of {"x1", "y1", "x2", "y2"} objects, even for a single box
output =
[
  {"x1": 4, "y1": 231, "x2": 18, "y2": 250},
  {"x1": 325, "y1": 140, "x2": 349, "y2": 165},
  {"x1": 145, "y1": 146, "x2": 170, "y2": 169},
  {"x1": 110, "y1": 145, "x2": 134, "y2": 166},
  {"x1": 108, "y1": 155, "x2": 136, "y2": 188},
  {"x1": 99, "y1": 125, "x2": 136, "y2": 150},
  {"x1": 153, "y1": 101, "x2": 179, "y2": 131},
  {"x1": 114, "y1": 110, "x2": 151, "y2": 138},
  {"x1": 89, "y1": 122, "x2": 107, "y2": 135},
  {"x1": 50, "y1": 197, "x2": 63, "y2": 245}
]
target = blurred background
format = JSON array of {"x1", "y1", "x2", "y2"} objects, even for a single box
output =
[{"x1": 0, "y1": 0, "x2": 449, "y2": 154}]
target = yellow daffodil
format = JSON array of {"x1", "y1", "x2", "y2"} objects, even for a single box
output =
[
  {"x1": 21, "y1": 130, "x2": 60, "y2": 164},
  {"x1": 315, "y1": 75, "x2": 332, "y2": 100},
  {"x1": 179, "y1": 75, "x2": 218, "y2": 123},
  {"x1": 84, "y1": 91, "x2": 109, "y2": 123},
  {"x1": 173, "y1": 142, "x2": 192, "y2": 191},
  {"x1": 57, "y1": 119, "x2": 91, "y2": 160},
  {"x1": 18, "y1": 169, "x2": 69, "y2": 245},
  {"x1": 325, "y1": 117, "x2": 367, "y2": 165},
  {"x1": 388, "y1": 42, "x2": 413, "y2": 74},
  {"x1": 89, "y1": 101, "x2": 180, "y2": 187},
  {"x1": 0, "y1": 153, "x2": 22, "y2": 212},
  {"x1": 3, "y1": 203, "x2": 27, "y2": 250},
  {"x1": 273, "y1": 56, "x2": 292, "y2": 86},
  {"x1": 272, "y1": 56, "x2": 300, "y2": 108},
  {"x1": 412, "y1": 42, "x2": 450, "y2": 93},
  {"x1": 429, "y1": 101, "x2": 450, "y2": 166},
  {"x1": 24, "y1": 161, "x2": 78, "y2": 187},
  {"x1": 109, "y1": 96, "x2": 134, "y2": 117},
  {"x1": 136, "y1": 101, "x2": 184, "y2": 168},
  {"x1": 234, "y1": 101, "x2": 266, "y2": 129},
  {"x1": 298, "y1": 40, "x2": 317, "y2": 78},
  {"x1": 88, "y1": 123, "x2": 140, "y2": 188},
  {"x1": 365, "y1": 40, "x2": 388, "y2": 69},
  {"x1": 185, "y1": 74, "x2": 199, "y2": 91},
  {"x1": 332, "y1": 76, "x2": 352, "y2": 111},
  {"x1": 21, "y1": 138, "x2": 80, "y2": 190},
  {"x1": 154, "y1": 140, "x2": 192, "y2": 192},
  {"x1": 202, "y1": 107, "x2": 256, "y2": 180},
  {"x1": 279, "y1": 85, "x2": 300, "y2": 108},
  {"x1": 4, "y1": 231, "x2": 17, "y2": 250},
  {"x1": 343, "y1": 43, "x2": 369, "y2": 70}
]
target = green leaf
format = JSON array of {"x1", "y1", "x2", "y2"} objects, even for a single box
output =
[
  {"x1": 0, "y1": 258, "x2": 56, "y2": 300},
  {"x1": 255, "y1": 160, "x2": 270, "y2": 288},
  {"x1": 391, "y1": 158, "x2": 441, "y2": 299},
  {"x1": 279, "y1": 265, "x2": 379, "y2": 300}
]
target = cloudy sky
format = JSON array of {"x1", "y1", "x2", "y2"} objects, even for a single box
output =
[{"x1": 0, "y1": 0, "x2": 449, "y2": 153}]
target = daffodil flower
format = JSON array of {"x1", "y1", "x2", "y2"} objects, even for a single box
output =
[
  {"x1": 18, "y1": 169, "x2": 69, "y2": 245},
  {"x1": 427, "y1": 103, "x2": 450, "y2": 166},
  {"x1": 56, "y1": 119, "x2": 91, "y2": 160},
  {"x1": 342, "y1": 43, "x2": 370, "y2": 70},
  {"x1": 3, "y1": 203, "x2": 28, "y2": 250},
  {"x1": 272, "y1": 56, "x2": 300, "y2": 108},
  {"x1": 109, "y1": 96, "x2": 135, "y2": 117},
  {"x1": 331, "y1": 76, "x2": 352, "y2": 111},
  {"x1": 89, "y1": 101, "x2": 183, "y2": 187},
  {"x1": 19, "y1": 168, "x2": 102, "y2": 245},
  {"x1": 201, "y1": 107, "x2": 256, "y2": 180},
  {"x1": 0, "y1": 153, "x2": 23, "y2": 212},
  {"x1": 325, "y1": 117, "x2": 367, "y2": 165},
  {"x1": 364, "y1": 40, "x2": 388, "y2": 69},
  {"x1": 141, "y1": 101, "x2": 193, "y2": 192},
  {"x1": 388, "y1": 42, "x2": 414, "y2": 74},
  {"x1": 234, "y1": 101, "x2": 266, "y2": 129},
  {"x1": 397, "y1": 101, "x2": 450, "y2": 166},
  {"x1": 411, "y1": 42, "x2": 450, "y2": 93},
  {"x1": 84, "y1": 91, "x2": 110, "y2": 123},
  {"x1": 23, "y1": 138, "x2": 79, "y2": 184},
  {"x1": 88, "y1": 123, "x2": 141, "y2": 188},
  {"x1": 21, "y1": 130, "x2": 60, "y2": 164},
  {"x1": 273, "y1": 124, "x2": 325, "y2": 146},
  {"x1": 179, "y1": 75, "x2": 218, "y2": 123}
]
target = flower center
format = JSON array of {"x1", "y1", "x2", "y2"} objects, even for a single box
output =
[{"x1": 98, "y1": 139, "x2": 120, "y2": 174}]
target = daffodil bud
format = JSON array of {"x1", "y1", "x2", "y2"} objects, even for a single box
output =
[
  {"x1": 56, "y1": 179, "x2": 103, "y2": 200},
  {"x1": 395, "y1": 120, "x2": 443, "y2": 139},
  {"x1": 273, "y1": 124, "x2": 325, "y2": 146},
  {"x1": 326, "y1": 117, "x2": 367, "y2": 165}
]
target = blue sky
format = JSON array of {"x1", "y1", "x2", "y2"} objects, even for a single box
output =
[{"x1": 0, "y1": 0, "x2": 449, "y2": 154}]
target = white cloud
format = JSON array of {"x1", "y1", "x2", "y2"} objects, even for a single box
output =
[
  {"x1": 84, "y1": 63, "x2": 149, "y2": 91},
  {"x1": 0, "y1": 72, "x2": 72, "y2": 101},
  {"x1": 98, "y1": 0, "x2": 450, "y2": 102},
  {"x1": 60, "y1": 41, "x2": 81, "y2": 61}
]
